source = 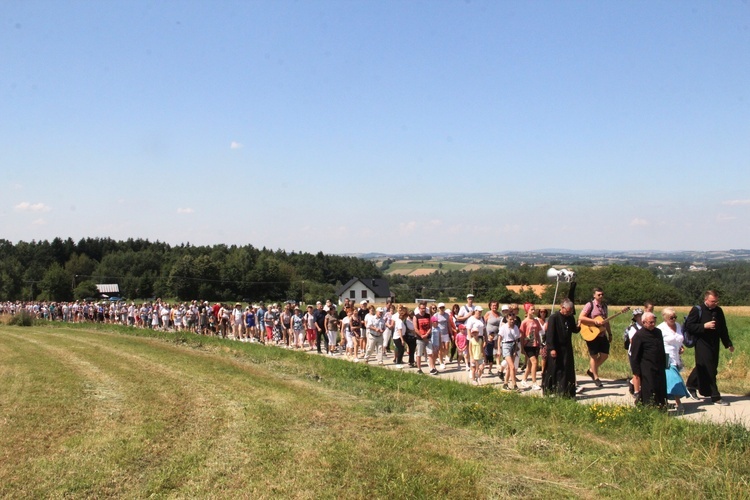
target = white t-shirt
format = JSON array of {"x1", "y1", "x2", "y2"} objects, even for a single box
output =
[
  {"x1": 499, "y1": 323, "x2": 520, "y2": 342},
  {"x1": 457, "y1": 304, "x2": 476, "y2": 322},
  {"x1": 341, "y1": 316, "x2": 351, "y2": 335},
  {"x1": 465, "y1": 316, "x2": 485, "y2": 338}
]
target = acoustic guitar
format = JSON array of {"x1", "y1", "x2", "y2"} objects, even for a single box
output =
[{"x1": 579, "y1": 306, "x2": 631, "y2": 341}]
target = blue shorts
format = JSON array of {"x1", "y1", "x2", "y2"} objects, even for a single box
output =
[
  {"x1": 431, "y1": 332, "x2": 441, "y2": 346},
  {"x1": 501, "y1": 341, "x2": 518, "y2": 358}
]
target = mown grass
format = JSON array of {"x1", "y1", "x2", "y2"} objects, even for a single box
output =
[{"x1": 1, "y1": 321, "x2": 749, "y2": 498}]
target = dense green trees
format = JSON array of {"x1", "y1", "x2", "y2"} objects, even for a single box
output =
[
  {"x1": 2, "y1": 237, "x2": 749, "y2": 305},
  {"x1": 388, "y1": 263, "x2": 750, "y2": 306},
  {"x1": 0, "y1": 238, "x2": 380, "y2": 303}
]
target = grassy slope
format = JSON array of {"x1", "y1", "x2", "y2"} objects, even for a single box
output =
[{"x1": 1, "y1": 323, "x2": 748, "y2": 499}]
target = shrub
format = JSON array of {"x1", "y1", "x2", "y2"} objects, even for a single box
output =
[{"x1": 8, "y1": 310, "x2": 36, "y2": 327}]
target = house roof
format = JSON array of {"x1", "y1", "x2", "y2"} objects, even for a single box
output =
[
  {"x1": 96, "y1": 284, "x2": 120, "y2": 294},
  {"x1": 337, "y1": 277, "x2": 392, "y2": 298}
]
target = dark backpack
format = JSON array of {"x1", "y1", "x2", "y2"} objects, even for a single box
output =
[{"x1": 682, "y1": 305, "x2": 701, "y2": 348}]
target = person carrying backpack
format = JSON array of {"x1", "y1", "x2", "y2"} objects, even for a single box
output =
[{"x1": 685, "y1": 290, "x2": 734, "y2": 406}]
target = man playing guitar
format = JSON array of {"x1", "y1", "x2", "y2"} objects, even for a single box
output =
[{"x1": 579, "y1": 287, "x2": 611, "y2": 388}]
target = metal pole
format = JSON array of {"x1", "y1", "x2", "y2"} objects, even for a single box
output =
[{"x1": 550, "y1": 277, "x2": 561, "y2": 312}]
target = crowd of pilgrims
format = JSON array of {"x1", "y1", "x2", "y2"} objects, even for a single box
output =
[{"x1": 1, "y1": 293, "x2": 697, "y2": 409}]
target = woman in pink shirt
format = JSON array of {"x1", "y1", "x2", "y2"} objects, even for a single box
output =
[{"x1": 519, "y1": 305, "x2": 544, "y2": 390}]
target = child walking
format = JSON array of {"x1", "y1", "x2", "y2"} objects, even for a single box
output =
[{"x1": 468, "y1": 326, "x2": 485, "y2": 385}]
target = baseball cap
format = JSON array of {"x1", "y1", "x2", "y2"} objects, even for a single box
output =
[
  {"x1": 501, "y1": 304, "x2": 509, "y2": 311},
  {"x1": 438, "y1": 302, "x2": 446, "y2": 308},
  {"x1": 467, "y1": 294, "x2": 474, "y2": 299}
]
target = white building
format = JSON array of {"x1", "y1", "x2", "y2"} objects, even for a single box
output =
[{"x1": 336, "y1": 277, "x2": 393, "y2": 304}]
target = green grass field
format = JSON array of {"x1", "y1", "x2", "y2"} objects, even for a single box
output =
[
  {"x1": 382, "y1": 260, "x2": 503, "y2": 275},
  {"x1": 1, "y1": 321, "x2": 749, "y2": 498}
]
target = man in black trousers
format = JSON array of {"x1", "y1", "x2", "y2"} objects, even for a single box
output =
[{"x1": 686, "y1": 290, "x2": 734, "y2": 405}]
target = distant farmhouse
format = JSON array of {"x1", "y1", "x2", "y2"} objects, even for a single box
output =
[{"x1": 337, "y1": 278, "x2": 393, "y2": 304}]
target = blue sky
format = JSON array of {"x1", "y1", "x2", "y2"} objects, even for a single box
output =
[{"x1": 2, "y1": 1, "x2": 749, "y2": 254}]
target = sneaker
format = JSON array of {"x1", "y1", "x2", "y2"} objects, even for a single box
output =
[
  {"x1": 394, "y1": 364, "x2": 405, "y2": 369},
  {"x1": 686, "y1": 387, "x2": 699, "y2": 400},
  {"x1": 429, "y1": 368, "x2": 438, "y2": 375},
  {"x1": 531, "y1": 384, "x2": 541, "y2": 391},
  {"x1": 440, "y1": 363, "x2": 445, "y2": 371},
  {"x1": 378, "y1": 361, "x2": 384, "y2": 366},
  {"x1": 594, "y1": 379, "x2": 603, "y2": 388},
  {"x1": 520, "y1": 381, "x2": 529, "y2": 389},
  {"x1": 713, "y1": 400, "x2": 730, "y2": 406},
  {"x1": 575, "y1": 386, "x2": 586, "y2": 395},
  {"x1": 586, "y1": 369, "x2": 596, "y2": 381},
  {"x1": 466, "y1": 367, "x2": 471, "y2": 372},
  {"x1": 502, "y1": 384, "x2": 511, "y2": 392},
  {"x1": 353, "y1": 358, "x2": 359, "y2": 363},
  {"x1": 417, "y1": 369, "x2": 424, "y2": 374}
]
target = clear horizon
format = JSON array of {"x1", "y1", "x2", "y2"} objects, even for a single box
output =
[{"x1": 3, "y1": 1, "x2": 749, "y2": 254}]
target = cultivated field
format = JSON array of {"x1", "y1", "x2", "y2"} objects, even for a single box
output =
[
  {"x1": 382, "y1": 260, "x2": 505, "y2": 276},
  {"x1": 1, "y1": 322, "x2": 749, "y2": 498}
]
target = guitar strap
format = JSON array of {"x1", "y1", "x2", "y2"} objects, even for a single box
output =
[
  {"x1": 586, "y1": 300, "x2": 607, "y2": 319},
  {"x1": 584, "y1": 300, "x2": 594, "y2": 318}
]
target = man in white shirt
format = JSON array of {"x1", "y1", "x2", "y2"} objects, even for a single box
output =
[{"x1": 456, "y1": 294, "x2": 477, "y2": 327}]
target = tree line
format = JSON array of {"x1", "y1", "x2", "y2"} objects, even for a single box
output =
[
  {"x1": 0, "y1": 238, "x2": 381, "y2": 303},
  {"x1": 387, "y1": 262, "x2": 750, "y2": 306},
  {"x1": 2, "y1": 238, "x2": 749, "y2": 305}
]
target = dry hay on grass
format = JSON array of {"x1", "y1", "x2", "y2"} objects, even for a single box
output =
[
  {"x1": 723, "y1": 306, "x2": 750, "y2": 317},
  {"x1": 462, "y1": 264, "x2": 482, "y2": 271},
  {"x1": 654, "y1": 306, "x2": 750, "y2": 317}
]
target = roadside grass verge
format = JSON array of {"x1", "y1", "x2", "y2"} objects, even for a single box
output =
[{"x1": 1, "y1": 322, "x2": 749, "y2": 498}]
